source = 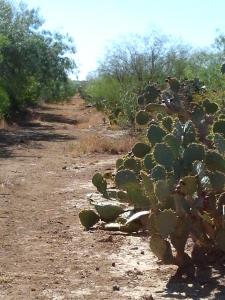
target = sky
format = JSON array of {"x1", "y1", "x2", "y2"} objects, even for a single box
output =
[{"x1": 20, "y1": 0, "x2": 225, "y2": 80}]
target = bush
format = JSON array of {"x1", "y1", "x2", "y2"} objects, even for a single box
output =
[
  {"x1": 0, "y1": 85, "x2": 9, "y2": 117},
  {"x1": 0, "y1": 0, "x2": 77, "y2": 118}
]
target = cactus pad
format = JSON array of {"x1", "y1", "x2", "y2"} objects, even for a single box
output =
[
  {"x1": 183, "y1": 143, "x2": 205, "y2": 168},
  {"x1": 214, "y1": 133, "x2": 225, "y2": 155},
  {"x1": 92, "y1": 173, "x2": 107, "y2": 195},
  {"x1": 151, "y1": 165, "x2": 166, "y2": 181},
  {"x1": 144, "y1": 154, "x2": 155, "y2": 171},
  {"x1": 149, "y1": 235, "x2": 174, "y2": 263},
  {"x1": 132, "y1": 142, "x2": 151, "y2": 158},
  {"x1": 164, "y1": 134, "x2": 181, "y2": 158},
  {"x1": 179, "y1": 176, "x2": 198, "y2": 195},
  {"x1": 124, "y1": 158, "x2": 141, "y2": 173},
  {"x1": 147, "y1": 124, "x2": 166, "y2": 145},
  {"x1": 203, "y1": 99, "x2": 218, "y2": 114},
  {"x1": 155, "y1": 209, "x2": 177, "y2": 238},
  {"x1": 213, "y1": 120, "x2": 225, "y2": 137},
  {"x1": 153, "y1": 142, "x2": 174, "y2": 171},
  {"x1": 205, "y1": 150, "x2": 225, "y2": 173},
  {"x1": 115, "y1": 169, "x2": 139, "y2": 190},
  {"x1": 162, "y1": 116, "x2": 173, "y2": 131},
  {"x1": 136, "y1": 110, "x2": 150, "y2": 125},
  {"x1": 94, "y1": 201, "x2": 124, "y2": 222},
  {"x1": 79, "y1": 209, "x2": 100, "y2": 229}
]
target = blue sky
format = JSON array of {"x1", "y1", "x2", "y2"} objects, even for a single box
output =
[{"x1": 22, "y1": 0, "x2": 225, "y2": 79}]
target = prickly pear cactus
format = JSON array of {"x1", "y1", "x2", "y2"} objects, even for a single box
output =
[{"x1": 79, "y1": 77, "x2": 225, "y2": 267}]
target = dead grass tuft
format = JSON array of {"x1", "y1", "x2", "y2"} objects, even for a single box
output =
[
  {"x1": 72, "y1": 133, "x2": 136, "y2": 156},
  {"x1": 76, "y1": 111, "x2": 106, "y2": 129}
]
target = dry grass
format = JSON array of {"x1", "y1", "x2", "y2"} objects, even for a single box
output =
[
  {"x1": 76, "y1": 112, "x2": 106, "y2": 129},
  {"x1": 71, "y1": 132, "x2": 136, "y2": 156}
]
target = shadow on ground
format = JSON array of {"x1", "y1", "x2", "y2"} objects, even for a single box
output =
[
  {"x1": 164, "y1": 261, "x2": 225, "y2": 299},
  {"x1": 37, "y1": 112, "x2": 78, "y2": 125},
  {"x1": 0, "y1": 123, "x2": 77, "y2": 158}
]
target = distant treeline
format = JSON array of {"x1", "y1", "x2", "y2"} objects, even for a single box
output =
[
  {"x1": 82, "y1": 31, "x2": 225, "y2": 126},
  {"x1": 0, "y1": 0, "x2": 77, "y2": 119}
]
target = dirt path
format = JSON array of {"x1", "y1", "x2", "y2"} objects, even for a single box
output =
[{"x1": 0, "y1": 96, "x2": 224, "y2": 300}]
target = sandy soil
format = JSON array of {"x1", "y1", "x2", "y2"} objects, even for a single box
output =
[{"x1": 0, "y1": 96, "x2": 224, "y2": 300}]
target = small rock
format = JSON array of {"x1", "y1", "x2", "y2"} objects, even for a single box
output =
[
  {"x1": 98, "y1": 235, "x2": 113, "y2": 243},
  {"x1": 95, "y1": 267, "x2": 100, "y2": 271},
  {"x1": 141, "y1": 250, "x2": 145, "y2": 255},
  {"x1": 130, "y1": 247, "x2": 138, "y2": 250},
  {"x1": 113, "y1": 285, "x2": 120, "y2": 291},
  {"x1": 142, "y1": 295, "x2": 154, "y2": 300},
  {"x1": 112, "y1": 262, "x2": 116, "y2": 267}
]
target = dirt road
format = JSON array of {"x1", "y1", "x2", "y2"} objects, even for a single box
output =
[{"x1": 0, "y1": 96, "x2": 224, "y2": 299}]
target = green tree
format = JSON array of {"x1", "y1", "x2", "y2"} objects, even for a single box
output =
[{"x1": 0, "y1": 0, "x2": 76, "y2": 118}]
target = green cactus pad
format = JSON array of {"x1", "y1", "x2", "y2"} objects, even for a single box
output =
[
  {"x1": 219, "y1": 114, "x2": 225, "y2": 120},
  {"x1": 147, "y1": 124, "x2": 166, "y2": 145},
  {"x1": 179, "y1": 176, "x2": 198, "y2": 195},
  {"x1": 141, "y1": 171, "x2": 158, "y2": 208},
  {"x1": 132, "y1": 142, "x2": 151, "y2": 158},
  {"x1": 115, "y1": 169, "x2": 139, "y2": 190},
  {"x1": 116, "y1": 158, "x2": 124, "y2": 169},
  {"x1": 213, "y1": 120, "x2": 225, "y2": 137},
  {"x1": 141, "y1": 171, "x2": 154, "y2": 193},
  {"x1": 117, "y1": 190, "x2": 129, "y2": 202},
  {"x1": 155, "y1": 209, "x2": 177, "y2": 238},
  {"x1": 146, "y1": 103, "x2": 167, "y2": 114},
  {"x1": 214, "y1": 133, "x2": 225, "y2": 155},
  {"x1": 94, "y1": 202, "x2": 124, "y2": 222},
  {"x1": 127, "y1": 187, "x2": 151, "y2": 209},
  {"x1": 203, "y1": 99, "x2": 218, "y2": 114},
  {"x1": 157, "y1": 113, "x2": 163, "y2": 121},
  {"x1": 172, "y1": 119, "x2": 183, "y2": 142},
  {"x1": 193, "y1": 161, "x2": 212, "y2": 190},
  {"x1": 153, "y1": 143, "x2": 175, "y2": 171},
  {"x1": 149, "y1": 235, "x2": 174, "y2": 263},
  {"x1": 135, "y1": 110, "x2": 150, "y2": 125},
  {"x1": 170, "y1": 218, "x2": 189, "y2": 255},
  {"x1": 79, "y1": 209, "x2": 100, "y2": 229},
  {"x1": 124, "y1": 158, "x2": 141, "y2": 173},
  {"x1": 174, "y1": 193, "x2": 189, "y2": 216},
  {"x1": 92, "y1": 173, "x2": 107, "y2": 195},
  {"x1": 209, "y1": 171, "x2": 225, "y2": 192},
  {"x1": 205, "y1": 150, "x2": 225, "y2": 173},
  {"x1": 151, "y1": 165, "x2": 166, "y2": 181},
  {"x1": 164, "y1": 134, "x2": 181, "y2": 158},
  {"x1": 154, "y1": 180, "x2": 170, "y2": 204},
  {"x1": 162, "y1": 117, "x2": 173, "y2": 132},
  {"x1": 183, "y1": 121, "x2": 196, "y2": 146},
  {"x1": 183, "y1": 143, "x2": 205, "y2": 168},
  {"x1": 144, "y1": 154, "x2": 155, "y2": 171}
]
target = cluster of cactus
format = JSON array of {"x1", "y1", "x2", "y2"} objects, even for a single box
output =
[{"x1": 79, "y1": 77, "x2": 225, "y2": 266}]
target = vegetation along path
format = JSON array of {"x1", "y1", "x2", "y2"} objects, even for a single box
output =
[{"x1": 0, "y1": 95, "x2": 224, "y2": 300}]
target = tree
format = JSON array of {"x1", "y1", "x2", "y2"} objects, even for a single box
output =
[{"x1": 0, "y1": 0, "x2": 77, "y2": 117}]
